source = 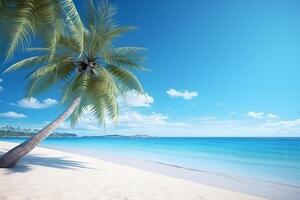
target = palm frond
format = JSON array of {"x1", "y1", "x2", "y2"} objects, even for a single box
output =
[
  {"x1": 33, "y1": 0, "x2": 76, "y2": 59},
  {"x1": 59, "y1": 35, "x2": 81, "y2": 53},
  {"x1": 69, "y1": 103, "x2": 87, "y2": 127},
  {"x1": 98, "y1": 67, "x2": 119, "y2": 94},
  {"x1": 92, "y1": 67, "x2": 119, "y2": 122},
  {"x1": 26, "y1": 57, "x2": 74, "y2": 97},
  {"x1": 3, "y1": 55, "x2": 49, "y2": 73},
  {"x1": 47, "y1": 21, "x2": 63, "y2": 61},
  {"x1": 70, "y1": 73, "x2": 90, "y2": 95},
  {"x1": 88, "y1": 92, "x2": 118, "y2": 125},
  {"x1": 102, "y1": 93, "x2": 118, "y2": 121},
  {"x1": 6, "y1": 0, "x2": 37, "y2": 60},
  {"x1": 26, "y1": 74, "x2": 54, "y2": 97},
  {"x1": 89, "y1": 101, "x2": 106, "y2": 125},
  {"x1": 61, "y1": 0, "x2": 84, "y2": 55},
  {"x1": 29, "y1": 57, "x2": 73, "y2": 79},
  {"x1": 105, "y1": 26, "x2": 136, "y2": 40},
  {"x1": 103, "y1": 47, "x2": 146, "y2": 69},
  {"x1": 87, "y1": 0, "x2": 97, "y2": 28},
  {"x1": 34, "y1": 0, "x2": 60, "y2": 26},
  {"x1": 89, "y1": 26, "x2": 135, "y2": 56},
  {"x1": 61, "y1": 80, "x2": 74, "y2": 104},
  {"x1": 0, "y1": 0, "x2": 10, "y2": 8},
  {"x1": 26, "y1": 47, "x2": 50, "y2": 52},
  {"x1": 34, "y1": 0, "x2": 61, "y2": 30},
  {"x1": 106, "y1": 64, "x2": 144, "y2": 94},
  {"x1": 96, "y1": 0, "x2": 117, "y2": 26}
]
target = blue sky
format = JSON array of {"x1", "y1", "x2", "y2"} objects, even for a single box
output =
[{"x1": 0, "y1": 0, "x2": 300, "y2": 136}]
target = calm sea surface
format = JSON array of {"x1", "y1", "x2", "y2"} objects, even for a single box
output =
[{"x1": 1, "y1": 137, "x2": 300, "y2": 186}]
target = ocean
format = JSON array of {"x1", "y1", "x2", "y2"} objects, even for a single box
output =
[{"x1": 1, "y1": 137, "x2": 300, "y2": 187}]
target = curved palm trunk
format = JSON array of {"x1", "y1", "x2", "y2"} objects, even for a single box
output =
[{"x1": 0, "y1": 97, "x2": 81, "y2": 168}]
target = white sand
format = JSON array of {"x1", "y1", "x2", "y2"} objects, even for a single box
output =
[{"x1": 0, "y1": 142, "x2": 267, "y2": 200}]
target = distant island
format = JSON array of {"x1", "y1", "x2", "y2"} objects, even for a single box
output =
[
  {"x1": 0, "y1": 126, "x2": 77, "y2": 138},
  {"x1": 82, "y1": 134, "x2": 153, "y2": 138},
  {"x1": 0, "y1": 126, "x2": 152, "y2": 138}
]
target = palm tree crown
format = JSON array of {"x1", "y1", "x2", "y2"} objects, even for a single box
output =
[{"x1": 4, "y1": 0, "x2": 146, "y2": 127}]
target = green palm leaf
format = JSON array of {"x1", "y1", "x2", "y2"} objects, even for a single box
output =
[
  {"x1": 3, "y1": 56, "x2": 49, "y2": 73},
  {"x1": 1, "y1": 0, "x2": 84, "y2": 60},
  {"x1": 96, "y1": 0, "x2": 117, "y2": 26},
  {"x1": 69, "y1": 103, "x2": 87, "y2": 127},
  {"x1": 6, "y1": 0, "x2": 36, "y2": 60},
  {"x1": 103, "y1": 47, "x2": 146, "y2": 69},
  {"x1": 106, "y1": 64, "x2": 144, "y2": 94},
  {"x1": 59, "y1": 35, "x2": 81, "y2": 53},
  {"x1": 61, "y1": 0, "x2": 84, "y2": 55},
  {"x1": 29, "y1": 57, "x2": 73, "y2": 79}
]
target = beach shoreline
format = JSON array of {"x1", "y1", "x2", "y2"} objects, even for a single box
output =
[
  {"x1": 43, "y1": 144, "x2": 300, "y2": 200},
  {"x1": 0, "y1": 141, "x2": 298, "y2": 200}
]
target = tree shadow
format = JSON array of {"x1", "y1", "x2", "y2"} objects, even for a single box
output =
[{"x1": 0, "y1": 149, "x2": 94, "y2": 173}]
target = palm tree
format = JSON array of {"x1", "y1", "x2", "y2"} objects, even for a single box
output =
[
  {"x1": 0, "y1": 0, "x2": 83, "y2": 60},
  {"x1": 0, "y1": 0, "x2": 146, "y2": 168}
]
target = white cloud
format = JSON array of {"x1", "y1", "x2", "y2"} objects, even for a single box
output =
[
  {"x1": 45, "y1": 99, "x2": 295, "y2": 137},
  {"x1": 158, "y1": 117, "x2": 300, "y2": 137},
  {"x1": 36, "y1": 114, "x2": 300, "y2": 137},
  {"x1": 261, "y1": 118, "x2": 300, "y2": 128},
  {"x1": 0, "y1": 78, "x2": 3, "y2": 82},
  {"x1": 59, "y1": 108, "x2": 170, "y2": 132},
  {"x1": 0, "y1": 111, "x2": 27, "y2": 118},
  {"x1": 246, "y1": 111, "x2": 279, "y2": 120},
  {"x1": 16, "y1": 98, "x2": 58, "y2": 109},
  {"x1": 266, "y1": 113, "x2": 279, "y2": 119},
  {"x1": 247, "y1": 111, "x2": 265, "y2": 119},
  {"x1": 166, "y1": 88, "x2": 198, "y2": 100},
  {"x1": 54, "y1": 111, "x2": 300, "y2": 137},
  {"x1": 118, "y1": 111, "x2": 168, "y2": 127},
  {"x1": 120, "y1": 92, "x2": 154, "y2": 108},
  {"x1": 242, "y1": 118, "x2": 300, "y2": 136}
]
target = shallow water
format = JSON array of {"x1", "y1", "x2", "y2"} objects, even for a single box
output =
[{"x1": 1, "y1": 137, "x2": 300, "y2": 186}]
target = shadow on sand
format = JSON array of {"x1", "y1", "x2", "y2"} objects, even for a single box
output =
[{"x1": 0, "y1": 149, "x2": 93, "y2": 173}]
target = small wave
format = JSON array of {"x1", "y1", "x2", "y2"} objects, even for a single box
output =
[{"x1": 142, "y1": 159, "x2": 300, "y2": 190}]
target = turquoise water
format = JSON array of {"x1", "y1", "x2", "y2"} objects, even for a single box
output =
[{"x1": 1, "y1": 137, "x2": 300, "y2": 186}]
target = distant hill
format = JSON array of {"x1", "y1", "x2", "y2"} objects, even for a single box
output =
[
  {"x1": 82, "y1": 134, "x2": 153, "y2": 138},
  {"x1": 131, "y1": 134, "x2": 152, "y2": 138}
]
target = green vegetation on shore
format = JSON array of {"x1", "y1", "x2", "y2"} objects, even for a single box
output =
[
  {"x1": 0, "y1": 126, "x2": 153, "y2": 138},
  {"x1": 0, "y1": 126, "x2": 77, "y2": 138}
]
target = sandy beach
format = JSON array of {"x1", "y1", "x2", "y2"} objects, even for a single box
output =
[
  {"x1": 0, "y1": 141, "x2": 269, "y2": 200},
  {"x1": 0, "y1": 0, "x2": 299, "y2": 199}
]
